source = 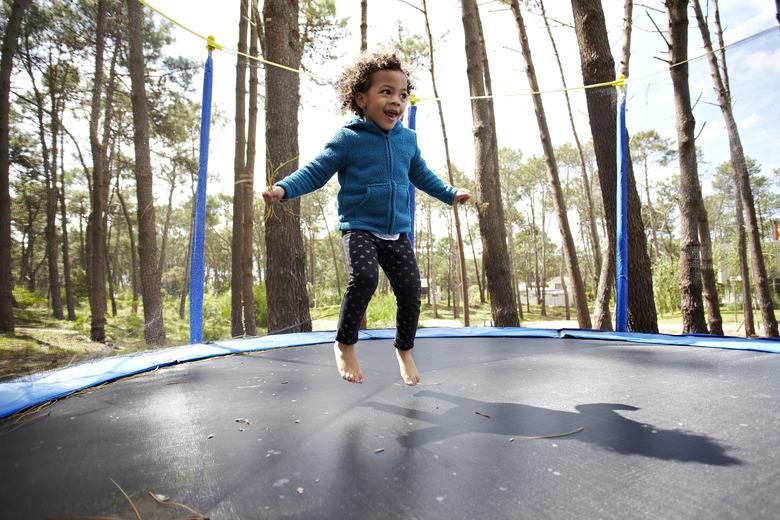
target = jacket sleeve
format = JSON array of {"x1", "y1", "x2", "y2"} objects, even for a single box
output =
[
  {"x1": 275, "y1": 129, "x2": 347, "y2": 200},
  {"x1": 408, "y1": 138, "x2": 457, "y2": 205}
]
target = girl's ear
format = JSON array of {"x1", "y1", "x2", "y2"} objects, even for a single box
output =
[{"x1": 356, "y1": 92, "x2": 367, "y2": 109}]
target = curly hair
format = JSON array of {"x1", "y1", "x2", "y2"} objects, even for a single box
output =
[{"x1": 336, "y1": 51, "x2": 414, "y2": 117}]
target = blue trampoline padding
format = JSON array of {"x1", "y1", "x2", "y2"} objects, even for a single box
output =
[{"x1": 1, "y1": 326, "x2": 779, "y2": 419}]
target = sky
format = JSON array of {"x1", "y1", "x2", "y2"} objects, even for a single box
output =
[{"x1": 145, "y1": 0, "x2": 780, "y2": 203}]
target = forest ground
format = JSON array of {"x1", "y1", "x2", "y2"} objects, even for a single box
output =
[{"x1": 0, "y1": 297, "x2": 763, "y2": 382}]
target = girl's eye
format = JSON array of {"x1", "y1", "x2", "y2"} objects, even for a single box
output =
[{"x1": 400, "y1": 93, "x2": 408, "y2": 100}]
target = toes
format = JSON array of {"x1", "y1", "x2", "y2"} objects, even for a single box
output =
[{"x1": 341, "y1": 370, "x2": 364, "y2": 384}]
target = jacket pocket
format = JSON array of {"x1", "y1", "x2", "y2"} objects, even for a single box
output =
[
  {"x1": 394, "y1": 184, "x2": 411, "y2": 230},
  {"x1": 355, "y1": 183, "x2": 391, "y2": 228}
]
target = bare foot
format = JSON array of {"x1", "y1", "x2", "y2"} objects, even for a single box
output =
[
  {"x1": 334, "y1": 341, "x2": 364, "y2": 383},
  {"x1": 396, "y1": 349, "x2": 420, "y2": 386}
]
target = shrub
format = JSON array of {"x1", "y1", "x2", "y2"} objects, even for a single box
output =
[
  {"x1": 12, "y1": 288, "x2": 45, "y2": 309},
  {"x1": 254, "y1": 283, "x2": 268, "y2": 329},
  {"x1": 366, "y1": 293, "x2": 396, "y2": 328}
]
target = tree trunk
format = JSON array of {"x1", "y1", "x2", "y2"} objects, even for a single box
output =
[
  {"x1": 698, "y1": 205, "x2": 723, "y2": 334},
  {"x1": 561, "y1": 252, "x2": 570, "y2": 320},
  {"x1": 540, "y1": 188, "x2": 548, "y2": 317},
  {"x1": 180, "y1": 181, "x2": 196, "y2": 321},
  {"x1": 460, "y1": 0, "x2": 518, "y2": 326},
  {"x1": 531, "y1": 194, "x2": 541, "y2": 307},
  {"x1": 307, "y1": 226, "x2": 315, "y2": 308},
  {"x1": 106, "y1": 212, "x2": 117, "y2": 317},
  {"x1": 157, "y1": 170, "x2": 176, "y2": 277},
  {"x1": 525, "y1": 255, "x2": 531, "y2": 313},
  {"x1": 46, "y1": 83, "x2": 64, "y2": 320},
  {"x1": 22, "y1": 205, "x2": 40, "y2": 291},
  {"x1": 427, "y1": 204, "x2": 438, "y2": 318},
  {"x1": 449, "y1": 215, "x2": 460, "y2": 319},
  {"x1": 316, "y1": 197, "x2": 341, "y2": 296},
  {"x1": 736, "y1": 190, "x2": 755, "y2": 336},
  {"x1": 422, "y1": 0, "x2": 470, "y2": 326},
  {"x1": 59, "y1": 134, "x2": 75, "y2": 320},
  {"x1": 570, "y1": 0, "x2": 658, "y2": 332},
  {"x1": 669, "y1": 1, "x2": 723, "y2": 335},
  {"x1": 0, "y1": 0, "x2": 31, "y2": 332},
  {"x1": 116, "y1": 179, "x2": 139, "y2": 314},
  {"x1": 127, "y1": 0, "x2": 166, "y2": 345},
  {"x1": 78, "y1": 200, "x2": 86, "y2": 271},
  {"x1": 691, "y1": 0, "x2": 778, "y2": 337},
  {"x1": 231, "y1": 0, "x2": 249, "y2": 337},
  {"x1": 642, "y1": 157, "x2": 660, "y2": 261},
  {"x1": 715, "y1": 0, "x2": 752, "y2": 337},
  {"x1": 463, "y1": 209, "x2": 484, "y2": 303},
  {"x1": 712, "y1": 0, "x2": 731, "y2": 125},
  {"x1": 242, "y1": 0, "x2": 260, "y2": 336},
  {"x1": 510, "y1": 0, "x2": 590, "y2": 328},
  {"x1": 506, "y1": 221, "x2": 523, "y2": 321},
  {"x1": 25, "y1": 47, "x2": 63, "y2": 319},
  {"x1": 18, "y1": 212, "x2": 32, "y2": 288},
  {"x1": 263, "y1": 0, "x2": 311, "y2": 334},
  {"x1": 360, "y1": 0, "x2": 368, "y2": 51},
  {"x1": 87, "y1": 0, "x2": 110, "y2": 342},
  {"x1": 618, "y1": 0, "x2": 633, "y2": 78},
  {"x1": 776, "y1": 0, "x2": 780, "y2": 29},
  {"x1": 666, "y1": 0, "x2": 708, "y2": 334},
  {"x1": 592, "y1": 242, "x2": 614, "y2": 329},
  {"x1": 539, "y1": 0, "x2": 602, "y2": 285}
]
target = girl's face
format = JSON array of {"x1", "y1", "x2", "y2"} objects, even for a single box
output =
[{"x1": 356, "y1": 69, "x2": 409, "y2": 131}]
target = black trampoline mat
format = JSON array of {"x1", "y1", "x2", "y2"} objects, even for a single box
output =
[{"x1": 2, "y1": 336, "x2": 779, "y2": 519}]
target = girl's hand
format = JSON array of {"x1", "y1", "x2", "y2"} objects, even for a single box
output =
[
  {"x1": 454, "y1": 188, "x2": 471, "y2": 205},
  {"x1": 262, "y1": 185, "x2": 285, "y2": 204}
]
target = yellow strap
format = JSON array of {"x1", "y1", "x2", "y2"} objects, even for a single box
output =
[
  {"x1": 206, "y1": 35, "x2": 221, "y2": 52},
  {"x1": 138, "y1": 0, "x2": 774, "y2": 104},
  {"x1": 138, "y1": 0, "x2": 331, "y2": 83},
  {"x1": 412, "y1": 76, "x2": 628, "y2": 103}
]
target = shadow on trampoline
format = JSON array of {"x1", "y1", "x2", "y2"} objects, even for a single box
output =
[{"x1": 364, "y1": 390, "x2": 742, "y2": 466}]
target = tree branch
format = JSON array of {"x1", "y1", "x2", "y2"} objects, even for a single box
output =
[
  {"x1": 694, "y1": 120, "x2": 707, "y2": 141},
  {"x1": 396, "y1": 0, "x2": 424, "y2": 13},
  {"x1": 646, "y1": 10, "x2": 670, "y2": 49}
]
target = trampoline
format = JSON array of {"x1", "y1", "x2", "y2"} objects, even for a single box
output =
[{"x1": 2, "y1": 327, "x2": 780, "y2": 519}]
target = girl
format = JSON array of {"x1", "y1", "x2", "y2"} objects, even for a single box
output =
[{"x1": 263, "y1": 51, "x2": 470, "y2": 385}]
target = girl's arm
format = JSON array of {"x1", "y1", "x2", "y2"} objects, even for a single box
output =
[
  {"x1": 408, "y1": 145, "x2": 458, "y2": 205},
  {"x1": 273, "y1": 130, "x2": 348, "y2": 200}
]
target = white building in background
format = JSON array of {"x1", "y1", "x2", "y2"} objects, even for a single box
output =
[{"x1": 518, "y1": 276, "x2": 571, "y2": 308}]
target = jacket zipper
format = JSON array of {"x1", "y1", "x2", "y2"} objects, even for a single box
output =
[{"x1": 385, "y1": 132, "x2": 393, "y2": 233}]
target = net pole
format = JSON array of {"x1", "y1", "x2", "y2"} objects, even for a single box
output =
[
  {"x1": 189, "y1": 46, "x2": 214, "y2": 344},
  {"x1": 615, "y1": 79, "x2": 629, "y2": 332},
  {"x1": 407, "y1": 103, "x2": 417, "y2": 247}
]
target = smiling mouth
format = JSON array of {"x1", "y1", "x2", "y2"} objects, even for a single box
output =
[{"x1": 384, "y1": 109, "x2": 399, "y2": 119}]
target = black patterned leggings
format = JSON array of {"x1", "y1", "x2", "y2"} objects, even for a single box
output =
[{"x1": 335, "y1": 230, "x2": 421, "y2": 350}]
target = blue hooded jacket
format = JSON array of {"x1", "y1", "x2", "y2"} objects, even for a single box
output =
[{"x1": 275, "y1": 118, "x2": 457, "y2": 235}]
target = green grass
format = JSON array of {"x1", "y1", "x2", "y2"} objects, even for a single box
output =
[
  {"x1": 7, "y1": 288, "x2": 771, "y2": 381},
  {"x1": 0, "y1": 290, "x2": 233, "y2": 380}
]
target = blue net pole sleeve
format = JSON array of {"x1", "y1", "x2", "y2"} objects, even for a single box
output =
[
  {"x1": 407, "y1": 104, "x2": 417, "y2": 248},
  {"x1": 615, "y1": 84, "x2": 629, "y2": 332},
  {"x1": 189, "y1": 50, "x2": 214, "y2": 344}
]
